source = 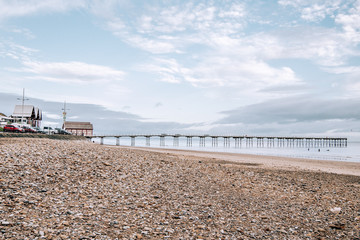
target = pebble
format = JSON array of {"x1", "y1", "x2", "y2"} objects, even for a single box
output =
[
  {"x1": 330, "y1": 207, "x2": 342, "y2": 214},
  {"x1": 0, "y1": 138, "x2": 359, "y2": 239}
]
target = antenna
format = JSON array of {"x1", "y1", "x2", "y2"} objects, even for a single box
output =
[
  {"x1": 62, "y1": 101, "x2": 70, "y2": 129},
  {"x1": 17, "y1": 88, "x2": 29, "y2": 125}
]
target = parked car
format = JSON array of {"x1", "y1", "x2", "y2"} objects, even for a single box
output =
[
  {"x1": 55, "y1": 128, "x2": 71, "y2": 135},
  {"x1": 3, "y1": 124, "x2": 25, "y2": 133},
  {"x1": 22, "y1": 126, "x2": 38, "y2": 133},
  {"x1": 43, "y1": 126, "x2": 56, "y2": 134},
  {"x1": 34, "y1": 127, "x2": 46, "y2": 134}
]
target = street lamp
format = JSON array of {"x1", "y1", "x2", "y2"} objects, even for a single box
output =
[{"x1": 17, "y1": 88, "x2": 29, "y2": 125}]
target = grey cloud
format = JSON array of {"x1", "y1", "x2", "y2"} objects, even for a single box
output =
[
  {"x1": 0, "y1": 92, "x2": 191, "y2": 135},
  {"x1": 208, "y1": 120, "x2": 359, "y2": 137},
  {"x1": 3, "y1": 91, "x2": 358, "y2": 138},
  {"x1": 218, "y1": 96, "x2": 360, "y2": 125}
]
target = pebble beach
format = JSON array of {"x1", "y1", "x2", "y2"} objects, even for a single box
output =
[{"x1": 1, "y1": 138, "x2": 360, "y2": 239}]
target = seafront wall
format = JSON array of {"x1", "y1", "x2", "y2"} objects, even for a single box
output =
[{"x1": 0, "y1": 132, "x2": 87, "y2": 140}]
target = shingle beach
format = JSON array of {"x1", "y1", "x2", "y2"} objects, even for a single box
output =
[{"x1": 1, "y1": 138, "x2": 360, "y2": 239}]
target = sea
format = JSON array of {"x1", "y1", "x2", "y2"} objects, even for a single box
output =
[{"x1": 93, "y1": 137, "x2": 360, "y2": 163}]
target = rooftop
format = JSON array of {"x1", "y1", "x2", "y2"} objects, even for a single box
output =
[{"x1": 63, "y1": 121, "x2": 93, "y2": 130}]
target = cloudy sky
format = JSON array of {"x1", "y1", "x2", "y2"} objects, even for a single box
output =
[{"x1": 0, "y1": 0, "x2": 360, "y2": 139}]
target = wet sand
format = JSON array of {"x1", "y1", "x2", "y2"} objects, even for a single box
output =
[{"x1": 124, "y1": 146, "x2": 360, "y2": 176}]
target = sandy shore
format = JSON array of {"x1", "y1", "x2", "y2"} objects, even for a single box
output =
[
  {"x1": 128, "y1": 146, "x2": 360, "y2": 177},
  {"x1": 1, "y1": 138, "x2": 360, "y2": 239}
]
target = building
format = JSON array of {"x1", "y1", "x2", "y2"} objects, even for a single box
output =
[
  {"x1": 0, "y1": 113, "x2": 10, "y2": 127},
  {"x1": 10, "y1": 105, "x2": 42, "y2": 127},
  {"x1": 0, "y1": 113, "x2": 6, "y2": 120},
  {"x1": 63, "y1": 121, "x2": 93, "y2": 136}
]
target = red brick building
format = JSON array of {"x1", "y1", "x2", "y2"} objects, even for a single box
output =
[{"x1": 63, "y1": 121, "x2": 93, "y2": 136}]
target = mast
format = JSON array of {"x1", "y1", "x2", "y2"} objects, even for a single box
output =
[
  {"x1": 17, "y1": 88, "x2": 29, "y2": 125},
  {"x1": 62, "y1": 101, "x2": 70, "y2": 129}
]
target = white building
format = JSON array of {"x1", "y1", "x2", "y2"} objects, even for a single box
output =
[
  {"x1": 0, "y1": 113, "x2": 10, "y2": 127},
  {"x1": 10, "y1": 105, "x2": 42, "y2": 127}
]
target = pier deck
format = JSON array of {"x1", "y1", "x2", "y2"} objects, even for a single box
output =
[{"x1": 88, "y1": 134, "x2": 347, "y2": 148}]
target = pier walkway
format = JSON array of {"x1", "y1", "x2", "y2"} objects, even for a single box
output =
[{"x1": 88, "y1": 134, "x2": 347, "y2": 148}]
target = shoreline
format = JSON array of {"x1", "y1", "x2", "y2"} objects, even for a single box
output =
[{"x1": 111, "y1": 145, "x2": 360, "y2": 176}]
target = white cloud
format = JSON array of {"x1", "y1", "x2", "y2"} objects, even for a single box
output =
[
  {"x1": 335, "y1": 1, "x2": 360, "y2": 43},
  {"x1": 324, "y1": 65, "x2": 360, "y2": 96},
  {"x1": 105, "y1": 2, "x2": 247, "y2": 54},
  {"x1": 125, "y1": 35, "x2": 179, "y2": 54},
  {"x1": 142, "y1": 56, "x2": 302, "y2": 98},
  {"x1": 0, "y1": 0, "x2": 87, "y2": 20},
  {"x1": 278, "y1": 0, "x2": 360, "y2": 45},
  {"x1": 237, "y1": 27, "x2": 355, "y2": 67},
  {"x1": 11, "y1": 28, "x2": 35, "y2": 39},
  {"x1": 218, "y1": 3, "x2": 246, "y2": 18},
  {"x1": 43, "y1": 112, "x2": 61, "y2": 120},
  {"x1": 324, "y1": 65, "x2": 360, "y2": 74},
  {"x1": 100, "y1": 0, "x2": 360, "y2": 67},
  {"x1": 42, "y1": 121, "x2": 59, "y2": 127},
  {"x1": 0, "y1": 41, "x2": 38, "y2": 61},
  {"x1": 21, "y1": 61, "x2": 125, "y2": 84},
  {"x1": 278, "y1": 0, "x2": 345, "y2": 22},
  {"x1": 301, "y1": 3, "x2": 341, "y2": 22},
  {"x1": 184, "y1": 58, "x2": 301, "y2": 89},
  {"x1": 141, "y1": 3, "x2": 237, "y2": 34},
  {"x1": 347, "y1": 81, "x2": 360, "y2": 92},
  {"x1": 140, "y1": 58, "x2": 189, "y2": 83}
]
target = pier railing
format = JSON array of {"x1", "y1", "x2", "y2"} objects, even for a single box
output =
[{"x1": 88, "y1": 134, "x2": 347, "y2": 148}]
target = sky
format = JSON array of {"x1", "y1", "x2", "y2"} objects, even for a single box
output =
[{"x1": 0, "y1": 0, "x2": 360, "y2": 140}]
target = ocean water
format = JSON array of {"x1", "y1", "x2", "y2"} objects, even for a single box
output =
[{"x1": 92, "y1": 137, "x2": 360, "y2": 163}]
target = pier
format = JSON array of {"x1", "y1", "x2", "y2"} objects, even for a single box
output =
[{"x1": 88, "y1": 134, "x2": 347, "y2": 148}]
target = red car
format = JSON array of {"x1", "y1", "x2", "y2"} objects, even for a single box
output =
[
  {"x1": 3, "y1": 124, "x2": 25, "y2": 133},
  {"x1": 22, "y1": 126, "x2": 37, "y2": 133}
]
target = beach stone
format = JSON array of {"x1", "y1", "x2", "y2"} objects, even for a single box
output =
[
  {"x1": 0, "y1": 138, "x2": 359, "y2": 239},
  {"x1": 330, "y1": 207, "x2": 342, "y2": 214}
]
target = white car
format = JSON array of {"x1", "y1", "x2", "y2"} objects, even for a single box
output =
[{"x1": 43, "y1": 126, "x2": 56, "y2": 134}]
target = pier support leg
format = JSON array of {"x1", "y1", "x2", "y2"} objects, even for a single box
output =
[
  {"x1": 131, "y1": 137, "x2": 135, "y2": 146},
  {"x1": 160, "y1": 136, "x2": 165, "y2": 147},
  {"x1": 116, "y1": 137, "x2": 120, "y2": 146},
  {"x1": 186, "y1": 137, "x2": 192, "y2": 147},
  {"x1": 212, "y1": 137, "x2": 218, "y2": 147},
  {"x1": 199, "y1": 137, "x2": 205, "y2": 147},
  {"x1": 234, "y1": 138, "x2": 240, "y2": 148},
  {"x1": 173, "y1": 137, "x2": 179, "y2": 147},
  {"x1": 146, "y1": 136, "x2": 150, "y2": 146},
  {"x1": 224, "y1": 137, "x2": 230, "y2": 148},
  {"x1": 100, "y1": 137, "x2": 104, "y2": 145}
]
